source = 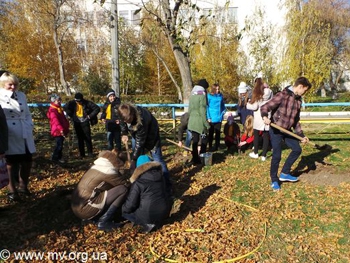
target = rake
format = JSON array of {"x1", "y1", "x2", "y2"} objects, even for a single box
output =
[{"x1": 270, "y1": 123, "x2": 331, "y2": 151}]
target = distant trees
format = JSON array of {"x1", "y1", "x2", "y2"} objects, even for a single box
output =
[{"x1": 1, "y1": 0, "x2": 349, "y2": 101}]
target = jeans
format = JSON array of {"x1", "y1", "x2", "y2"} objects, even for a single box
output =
[
  {"x1": 269, "y1": 127, "x2": 302, "y2": 183},
  {"x1": 185, "y1": 130, "x2": 192, "y2": 148},
  {"x1": 52, "y1": 136, "x2": 65, "y2": 160}
]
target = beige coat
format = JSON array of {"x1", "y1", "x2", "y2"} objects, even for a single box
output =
[{"x1": 71, "y1": 152, "x2": 130, "y2": 220}]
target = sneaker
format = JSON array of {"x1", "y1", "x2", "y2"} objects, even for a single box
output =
[
  {"x1": 279, "y1": 173, "x2": 299, "y2": 182},
  {"x1": 249, "y1": 152, "x2": 259, "y2": 159},
  {"x1": 271, "y1": 181, "x2": 281, "y2": 191},
  {"x1": 261, "y1": 156, "x2": 266, "y2": 161}
]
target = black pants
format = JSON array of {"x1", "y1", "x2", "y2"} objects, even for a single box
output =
[
  {"x1": 208, "y1": 122, "x2": 222, "y2": 150},
  {"x1": 191, "y1": 132, "x2": 207, "y2": 163},
  {"x1": 73, "y1": 121, "x2": 93, "y2": 157},
  {"x1": 253, "y1": 129, "x2": 270, "y2": 157}
]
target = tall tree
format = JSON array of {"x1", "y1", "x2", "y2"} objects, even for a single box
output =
[
  {"x1": 22, "y1": 0, "x2": 84, "y2": 96},
  {"x1": 141, "y1": 10, "x2": 180, "y2": 98},
  {"x1": 282, "y1": 0, "x2": 350, "y2": 94},
  {"x1": 243, "y1": 5, "x2": 277, "y2": 85}
]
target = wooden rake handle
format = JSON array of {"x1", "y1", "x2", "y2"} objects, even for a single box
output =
[
  {"x1": 124, "y1": 141, "x2": 131, "y2": 162},
  {"x1": 270, "y1": 123, "x2": 315, "y2": 147},
  {"x1": 166, "y1": 138, "x2": 192, "y2": 151}
]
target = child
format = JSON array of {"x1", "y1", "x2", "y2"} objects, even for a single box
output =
[
  {"x1": 238, "y1": 115, "x2": 255, "y2": 153},
  {"x1": 122, "y1": 155, "x2": 172, "y2": 233},
  {"x1": 237, "y1": 82, "x2": 253, "y2": 125},
  {"x1": 47, "y1": 94, "x2": 70, "y2": 163},
  {"x1": 223, "y1": 113, "x2": 240, "y2": 153},
  {"x1": 260, "y1": 77, "x2": 311, "y2": 191}
]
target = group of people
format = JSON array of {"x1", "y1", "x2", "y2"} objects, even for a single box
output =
[
  {"x1": 0, "y1": 70, "x2": 312, "y2": 234},
  {"x1": 71, "y1": 151, "x2": 172, "y2": 232},
  {"x1": 177, "y1": 79, "x2": 226, "y2": 164},
  {"x1": 179, "y1": 76, "x2": 312, "y2": 191}
]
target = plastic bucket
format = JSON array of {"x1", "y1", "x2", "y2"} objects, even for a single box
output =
[{"x1": 199, "y1": 152, "x2": 213, "y2": 166}]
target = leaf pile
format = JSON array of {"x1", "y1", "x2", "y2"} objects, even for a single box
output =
[{"x1": 1, "y1": 134, "x2": 350, "y2": 262}]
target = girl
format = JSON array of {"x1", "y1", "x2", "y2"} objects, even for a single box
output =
[
  {"x1": 207, "y1": 83, "x2": 226, "y2": 151},
  {"x1": 247, "y1": 79, "x2": 273, "y2": 161},
  {"x1": 238, "y1": 115, "x2": 255, "y2": 153},
  {"x1": 47, "y1": 94, "x2": 70, "y2": 163}
]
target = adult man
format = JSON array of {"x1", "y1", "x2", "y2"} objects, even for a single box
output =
[
  {"x1": 260, "y1": 77, "x2": 311, "y2": 191},
  {"x1": 64, "y1": 93, "x2": 100, "y2": 157}
]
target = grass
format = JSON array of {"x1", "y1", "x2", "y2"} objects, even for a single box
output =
[{"x1": 0, "y1": 122, "x2": 350, "y2": 262}]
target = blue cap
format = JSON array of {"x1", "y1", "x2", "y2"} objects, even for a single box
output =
[{"x1": 136, "y1": 155, "x2": 151, "y2": 167}]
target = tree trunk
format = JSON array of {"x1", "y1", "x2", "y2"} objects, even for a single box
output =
[
  {"x1": 53, "y1": 28, "x2": 71, "y2": 96},
  {"x1": 167, "y1": 36, "x2": 192, "y2": 104}
]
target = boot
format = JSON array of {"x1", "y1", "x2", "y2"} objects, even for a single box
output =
[
  {"x1": 141, "y1": 224, "x2": 156, "y2": 233},
  {"x1": 97, "y1": 205, "x2": 122, "y2": 231}
]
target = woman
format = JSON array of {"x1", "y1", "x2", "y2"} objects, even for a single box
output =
[
  {"x1": 188, "y1": 79, "x2": 210, "y2": 164},
  {"x1": 71, "y1": 150, "x2": 130, "y2": 231},
  {"x1": 207, "y1": 83, "x2": 226, "y2": 151},
  {"x1": 122, "y1": 155, "x2": 172, "y2": 233},
  {"x1": 247, "y1": 78, "x2": 273, "y2": 161},
  {"x1": 47, "y1": 94, "x2": 70, "y2": 163},
  {"x1": 0, "y1": 72, "x2": 36, "y2": 202}
]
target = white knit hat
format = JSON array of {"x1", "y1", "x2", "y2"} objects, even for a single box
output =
[{"x1": 238, "y1": 82, "x2": 247, "y2": 93}]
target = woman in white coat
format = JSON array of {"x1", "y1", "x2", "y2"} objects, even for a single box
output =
[
  {"x1": 0, "y1": 72, "x2": 36, "y2": 202},
  {"x1": 247, "y1": 78, "x2": 273, "y2": 161}
]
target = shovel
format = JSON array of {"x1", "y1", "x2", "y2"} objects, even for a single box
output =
[
  {"x1": 166, "y1": 138, "x2": 192, "y2": 151},
  {"x1": 270, "y1": 123, "x2": 331, "y2": 151},
  {"x1": 124, "y1": 141, "x2": 131, "y2": 168}
]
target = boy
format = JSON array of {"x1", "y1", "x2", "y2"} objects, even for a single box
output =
[{"x1": 260, "y1": 77, "x2": 311, "y2": 191}]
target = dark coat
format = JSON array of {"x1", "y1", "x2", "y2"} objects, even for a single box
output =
[
  {"x1": 100, "y1": 98, "x2": 121, "y2": 132},
  {"x1": 177, "y1": 112, "x2": 189, "y2": 142},
  {"x1": 64, "y1": 99, "x2": 100, "y2": 125},
  {"x1": 120, "y1": 106, "x2": 160, "y2": 161},
  {"x1": 122, "y1": 162, "x2": 171, "y2": 226},
  {"x1": 0, "y1": 105, "x2": 8, "y2": 154}
]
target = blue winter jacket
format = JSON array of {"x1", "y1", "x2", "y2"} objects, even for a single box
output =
[{"x1": 207, "y1": 93, "x2": 226, "y2": 123}]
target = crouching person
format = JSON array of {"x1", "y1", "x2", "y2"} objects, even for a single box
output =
[
  {"x1": 122, "y1": 155, "x2": 172, "y2": 233},
  {"x1": 71, "y1": 150, "x2": 130, "y2": 231}
]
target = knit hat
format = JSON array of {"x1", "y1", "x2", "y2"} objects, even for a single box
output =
[
  {"x1": 136, "y1": 155, "x2": 151, "y2": 167},
  {"x1": 197, "y1": 79, "x2": 209, "y2": 90},
  {"x1": 238, "y1": 82, "x2": 247, "y2": 93},
  {"x1": 98, "y1": 150, "x2": 124, "y2": 169},
  {"x1": 74, "y1": 92, "x2": 83, "y2": 101},
  {"x1": 50, "y1": 94, "x2": 61, "y2": 103},
  {"x1": 106, "y1": 89, "x2": 115, "y2": 98}
]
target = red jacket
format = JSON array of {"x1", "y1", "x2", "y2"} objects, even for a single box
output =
[{"x1": 47, "y1": 103, "x2": 70, "y2": 137}]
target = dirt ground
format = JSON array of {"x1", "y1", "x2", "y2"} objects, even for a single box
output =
[{"x1": 298, "y1": 163, "x2": 350, "y2": 186}]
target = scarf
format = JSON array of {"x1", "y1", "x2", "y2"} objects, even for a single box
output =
[
  {"x1": 50, "y1": 103, "x2": 63, "y2": 114},
  {"x1": 106, "y1": 104, "x2": 112, "y2": 120},
  {"x1": 76, "y1": 103, "x2": 83, "y2": 117}
]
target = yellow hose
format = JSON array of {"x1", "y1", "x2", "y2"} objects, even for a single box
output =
[{"x1": 149, "y1": 187, "x2": 268, "y2": 262}]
